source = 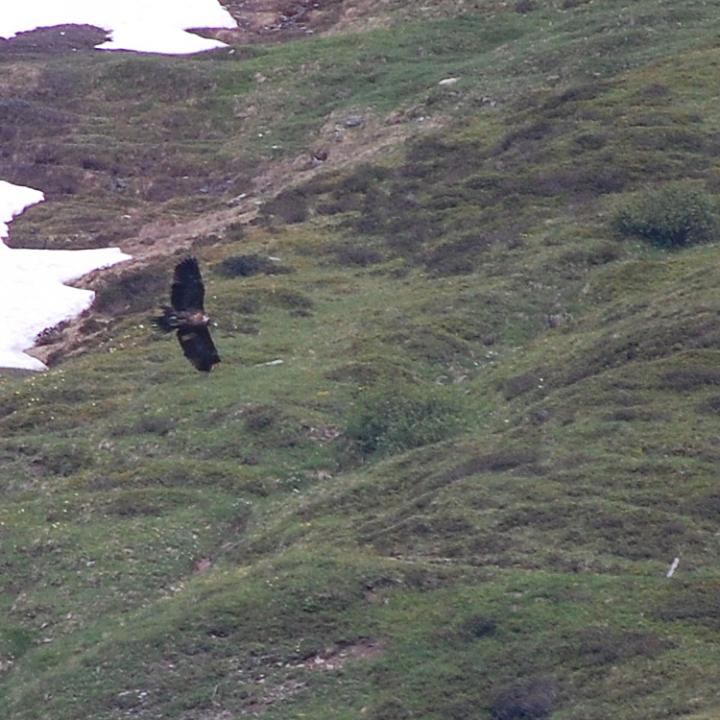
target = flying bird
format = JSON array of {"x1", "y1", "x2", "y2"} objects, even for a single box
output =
[{"x1": 154, "y1": 257, "x2": 220, "y2": 372}]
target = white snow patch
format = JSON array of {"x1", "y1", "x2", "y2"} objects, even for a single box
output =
[
  {"x1": 0, "y1": 180, "x2": 131, "y2": 371},
  {"x1": 0, "y1": 1, "x2": 238, "y2": 54}
]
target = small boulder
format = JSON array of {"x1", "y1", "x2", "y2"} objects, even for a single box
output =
[{"x1": 343, "y1": 114, "x2": 365, "y2": 128}]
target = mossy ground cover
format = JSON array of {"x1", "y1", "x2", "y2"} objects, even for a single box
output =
[{"x1": 2, "y1": 0, "x2": 720, "y2": 717}]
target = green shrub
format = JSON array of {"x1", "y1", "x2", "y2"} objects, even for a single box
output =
[
  {"x1": 612, "y1": 183, "x2": 719, "y2": 248},
  {"x1": 344, "y1": 382, "x2": 465, "y2": 457},
  {"x1": 334, "y1": 243, "x2": 384, "y2": 267},
  {"x1": 215, "y1": 254, "x2": 291, "y2": 277},
  {"x1": 490, "y1": 677, "x2": 558, "y2": 720}
]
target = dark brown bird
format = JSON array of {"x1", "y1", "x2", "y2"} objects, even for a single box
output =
[{"x1": 154, "y1": 257, "x2": 220, "y2": 372}]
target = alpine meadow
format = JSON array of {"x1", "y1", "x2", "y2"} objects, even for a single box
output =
[{"x1": 1, "y1": 1, "x2": 720, "y2": 718}]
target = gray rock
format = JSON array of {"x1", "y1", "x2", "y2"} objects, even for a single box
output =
[{"x1": 343, "y1": 114, "x2": 365, "y2": 128}]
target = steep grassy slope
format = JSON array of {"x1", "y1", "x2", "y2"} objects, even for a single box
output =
[{"x1": 2, "y1": 1, "x2": 720, "y2": 718}]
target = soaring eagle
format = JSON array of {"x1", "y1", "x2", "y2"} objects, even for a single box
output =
[{"x1": 154, "y1": 257, "x2": 220, "y2": 372}]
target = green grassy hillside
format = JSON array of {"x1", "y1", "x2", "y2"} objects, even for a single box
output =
[{"x1": 2, "y1": 1, "x2": 720, "y2": 718}]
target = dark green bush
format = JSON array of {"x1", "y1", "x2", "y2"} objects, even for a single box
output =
[
  {"x1": 334, "y1": 244, "x2": 384, "y2": 267},
  {"x1": 491, "y1": 677, "x2": 558, "y2": 720},
  {"x1": 515, "y1": 0, "x2": 536, "y2": 13},
  {"x1": 267, "y1": 288, "x2": 315, "y2": 314},
  {"x1": 612, "y1": 183, "x2": 719, "y2": 248},
  {"x1": 215, "y1": 254, "x2": 291, "y2": 277},
  {"x1": 344, "y1": 382, "x2": 465, "y2": 457}
]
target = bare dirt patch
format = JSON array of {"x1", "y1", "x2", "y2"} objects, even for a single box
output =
[
  {"x1": 253, "y1": 107, "x2": 431, "y2": 195},
  {"x1": 291, "y1": 637, "x2": 384, "y2": 671}
]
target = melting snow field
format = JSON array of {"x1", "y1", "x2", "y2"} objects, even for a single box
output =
[
  {"x1": 0, "y1": 0, "x2": 237, "y2": 54},
  {"x1": 0, "y1": 181, "x2": 131, "y2": 371}
]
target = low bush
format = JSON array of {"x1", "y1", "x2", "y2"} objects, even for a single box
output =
[
  {"x1": 424, "y1": 234, "x2": 495, "y2": 275},
  {"x1": 267, "y1": 288, "x2": 315, "y2": 313},
  {"x1": 215, "y1": 254, "x2": 291, "y2": 277},
  {"x1": 490, "y1": 677, "x2": 558, "y2": 720},
  {"x1": 368, "y1": 697, "x2": 411, "y2": 720},
  {"x1": 334, "y1": 244, "x2": 384, "y2": 267},
  {"x1": 653, "y1": 580, "x2": 720, "y2": 626},
  {"x1": 612, "y1": 182, "x2": 719, "y2": 248},
  {"x1": 243, "y1": 404, "x2": 282, "y2": 432},
  {"x1": 515, "y1": 0, "x2": 536, "y2": 13},
  {"x1": 344, "y1": 382, "x2": 465, "y2": 457},
  {"x1": 661, "y1": 366, "x2": 720, "y2": 391},
  {"x1": 458, "y1": 615, "x2": 498, "y2": 639},
  {"x1": 443, "y1": 448, "x2": 539, "y2": 482},
  {"x1": 566, "y1": 627, "x2": 670, "y2": 666}
]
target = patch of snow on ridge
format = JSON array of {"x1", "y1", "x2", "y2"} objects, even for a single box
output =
[
  {"x1": 0, "y1": 180, "x2": 131, "y2": 371},
  {"x1": 0, "y1": 1, "x2": 237, "y2": 54}
]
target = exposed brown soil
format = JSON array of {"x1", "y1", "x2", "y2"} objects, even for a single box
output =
[{"x1": 292, "y1": 637, "x2": 384, "y2": 670}]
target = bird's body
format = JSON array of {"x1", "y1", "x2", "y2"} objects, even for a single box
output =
[
  {"x1": 154, "y1": 257, "x2": 220, "y2": 372},
  {"x1": 155, "y1": 308, "x2": 210, "y2": 332}
]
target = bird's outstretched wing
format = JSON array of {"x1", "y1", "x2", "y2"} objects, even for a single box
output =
[
  {"x1": 171, "y1": 257, "x2": 205, "y2": 311},
  {"x1": 177, "y1": 326, "x2": 220, "y2": 372}
]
